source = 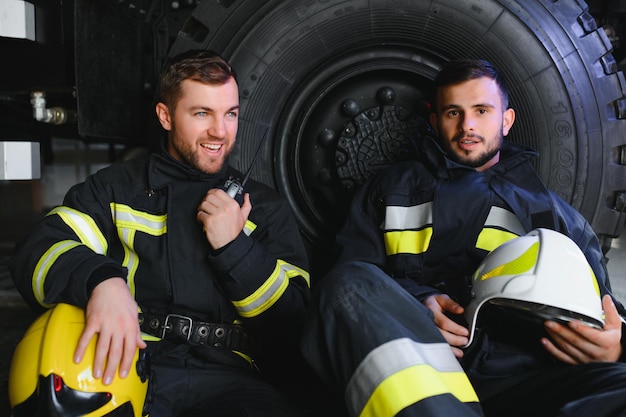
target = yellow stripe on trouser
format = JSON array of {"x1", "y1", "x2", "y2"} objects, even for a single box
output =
[
  {"x1": 347, "y1": 338, "x2": 478, "y2": 417},
  {"x1": 361, "y1": 364, "x2": 477, "y2": 417}
]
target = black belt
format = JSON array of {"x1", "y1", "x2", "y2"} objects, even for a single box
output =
[{"x1": 139, "y1": 313, "x2": 256, "y2": 356}]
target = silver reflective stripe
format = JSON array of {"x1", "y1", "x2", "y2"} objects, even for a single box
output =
[
  {"x1": 33, "y1": 206, "x2": 108, "y2": 307},
  {"x1": 119, "y1": 228, "x2": 140, "y2": 296},
  {"x1": 483, "y1": 206, "x2": 524, "y2": 236},
  {"x1": 476, "y1": 207, "x2": 524, "y2": 252},
  {"x1": 346, "y1": 338, "x2": 471, "y2": 417},
  {"x1": 384, "y1": 203, "x2": 433, "y2": 230},
  {"x1": 111, "y1": 203, "x2": 167, "y2": 296},
  {"x1": 111, "y1": 203, "x2": 167, "y2": 235},
  {"x1": 243, "y1": 220, "x2": 256, "y2": 236},
  {"x1": 33, "y1": 240, "x2": 81, "y2": 307},
  {"x1": 232, "y1": 260, "x2": 310, "y2": 318},
  {"x1": 48, "y1": 206, "x2": 108, "y2": 254}
]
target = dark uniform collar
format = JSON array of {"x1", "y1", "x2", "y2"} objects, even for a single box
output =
[
  {"x1": 420, "y1": 135, "x2": 539, "y2": 179},
  {"x1": 147, "y1": 139, "x2": 230, "y2": 189}
]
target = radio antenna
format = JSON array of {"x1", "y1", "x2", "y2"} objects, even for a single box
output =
[{"x1": 241, "y1": 128, "x2": 269, "y2": 187}]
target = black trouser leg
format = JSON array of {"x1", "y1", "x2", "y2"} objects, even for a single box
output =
[{"x1": 302, "y1": 261, "x2": 484, "y2": 417}]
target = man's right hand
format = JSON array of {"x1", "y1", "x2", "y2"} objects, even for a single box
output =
[
  {"x1": 423, "y1": 293, "x2": 470, "y2": 358},
  {"x1": 73, "y1": 277, "x2": 146, "y2": 385},
  {"x1": 197, "y1": 188, "x2": 252, "y2": 250}
]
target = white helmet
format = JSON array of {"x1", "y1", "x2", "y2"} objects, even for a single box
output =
[{"x1": 464, "y1": 228, "x2": 604, "y2": 347}]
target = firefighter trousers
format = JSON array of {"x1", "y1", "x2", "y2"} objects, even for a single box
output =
[
  {"x1": 146, "y1": 341, "x2": 320, "y2": 417},
  {"x1": 466, "y1": 337, "x2": 626, "y2": 417},
  {"x1": 301, "y1": 261, "x2": 485, "y2": 417}
]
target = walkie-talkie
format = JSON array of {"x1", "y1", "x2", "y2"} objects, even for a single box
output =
[{"x1": 223, "y1": 128, "x2": 269, "y2": 205}]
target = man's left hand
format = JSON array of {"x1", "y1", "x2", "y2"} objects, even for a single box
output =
[{"x1": 542, "y1": 294, "x2": 623, "y2": 364}]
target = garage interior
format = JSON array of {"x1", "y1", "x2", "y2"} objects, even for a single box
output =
[{"x1": 2, "y1": 0, "x2": 626, "y2": 415}]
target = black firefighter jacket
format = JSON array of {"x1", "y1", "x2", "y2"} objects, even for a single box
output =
[
  {"x1": 336, "y1": 135, "x2": 624, "y2": 317},
  {"x1": 10, "y1": 146, "x2": 311, "y2": 370}
]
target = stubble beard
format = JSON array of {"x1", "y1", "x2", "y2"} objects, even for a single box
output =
[
  {"x1": 170, "y1": 128, "x2": 229, "y2": 175},
  {"x1": 445, "y1": 132, "x2": 503, "y2": 169}
]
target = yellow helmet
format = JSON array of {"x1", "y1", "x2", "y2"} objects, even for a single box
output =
[
  {"x1": 9, "y1": 303, "x2": 151, "y2": 417},
  {"x1": 464, "y1": 228, "x2": 604, "y2": 347}
]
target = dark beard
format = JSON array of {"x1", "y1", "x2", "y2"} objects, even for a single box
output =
[
  {"x1": 444, "y1": 132, "x2": 502, "y2": 168},
  {"x1": 449, "y1": 146, "x2": 501, "y2": 168},
  {"x1": 170, "y1": 127, "x2": 228, "y2": 175}
]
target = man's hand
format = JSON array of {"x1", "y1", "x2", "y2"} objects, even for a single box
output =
[
  {"x1": 197, "y1": 188, "x2": 252, "y2": 249},
  {"x1": 541, "y1": 294, "x2": 623, "y2": 364},
  {"x1": 74, "y1": 277, "x2": 146, "y2": 385},
  {"x1": 423, "y1": 293, "x2": 470, "y2": 358}
]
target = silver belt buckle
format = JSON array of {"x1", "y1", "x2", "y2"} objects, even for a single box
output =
[{"x1": 162, "y1": 314, "x2": 193, "y2": 340}]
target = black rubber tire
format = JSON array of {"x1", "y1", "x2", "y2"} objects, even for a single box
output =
[{"x1": 170, "y1": 0, "x2": 626, "y2": 275}]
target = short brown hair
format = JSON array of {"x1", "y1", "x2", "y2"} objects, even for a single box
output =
[{"x1": 156, "y1": 49, "x2": 238, "y2": 111}]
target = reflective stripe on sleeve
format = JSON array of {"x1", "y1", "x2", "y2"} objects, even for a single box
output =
[
  {"x1": 48, "y1": 206, "x2": 108, "y2": 254},
  {"x1": 32, "y1": 240, "x2": 82, "y2": 308},
  {"x1": 231, "y1": 260, "x2": 310, "y2": 318},
  {"x1": 33, "y1": 207, "x2": 109, "y2": 307},
  {"x1": 347, "y1": 338, "x2": 479, "y2": 417},
  {"x1": 476, "y1": 207, "x2": 524, "y2": 252}
]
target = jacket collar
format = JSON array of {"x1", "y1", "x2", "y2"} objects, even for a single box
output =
[
  {"x1": 148, "y1": 139, "x2": 229, "y2": 189},
  {"x1": 420, "y1": 135, "x2": 539, "y2": 179}
]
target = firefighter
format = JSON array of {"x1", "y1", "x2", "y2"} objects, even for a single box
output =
[
  {"x1": 302, "y1": 59, "x2": 626, "y2": 417},
  {"x1": 10, "y1": 49, "x2": 312, "y2": 416}
]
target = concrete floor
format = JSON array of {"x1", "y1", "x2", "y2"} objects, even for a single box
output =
[{"x1": 0, "y1": 223, "x2": 625, "y2": 415}]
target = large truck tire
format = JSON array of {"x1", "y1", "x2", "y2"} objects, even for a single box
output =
[{"x1": 170, "y1": 0, "x2": 626, "y2": 276}]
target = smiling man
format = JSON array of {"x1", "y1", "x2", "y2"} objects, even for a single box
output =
[
  {"x1": 157, "y1": 74, "x2": 239, "y2": 175},
  {"x1": 10, "y1": 50, "x2": 313, "y2": 416}
]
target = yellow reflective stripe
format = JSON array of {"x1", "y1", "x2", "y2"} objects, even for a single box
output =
[
  {"x1": 243, "y1": 220, "x2": 257, "y2": 236},
  {"x1": 385, "y1": 203, "x2": 433, "y2": 230},
  {"x1": 141, "y1": 332, "x2": 161, "y2": 342},
  {"x1": 384, "y1": 229, "x2": 433, "y2": 255},
  {"x1": 476, "y1": 228, "x2": 518, "y2": 252},
  {"x1": 48, "y1": 206, "x2": 108, "y2": 254},
  {"x1": 476, "y1": 207, "x2": 524, "y2": 251},
  {"x1": 347, "y1": 338, "x2": 478, "y2": 417},
  {"x1": 110, "y1": 203, "x2": 167, "y2": 296},
  {"x1": 119, "y1": 228, "x2": 140, "y2": 296},
  {"x1": 232, "y1": 260, "x2": 310, "y2": 318},
  {"x1": 32, "y1": 240, "x2": 81, "y2": 308},
  {"x1": 232, "y1": 350, "x2": 254, "y2": 366},
  {"x1": 590, "y1": 267, "x2": 601, "y2": 296},
  {"x1": 384, "y1": 204, "x2": 434, "y2": 255},
  {"x1": 110, "y1": 203, "x2": 167, "y2": 235},
  {"x1": 478, "y1": 242, "x2": 538, "y2": 281},
  {"x1": 361, "y1": 364, "x2": 478, "y2": 417}
]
